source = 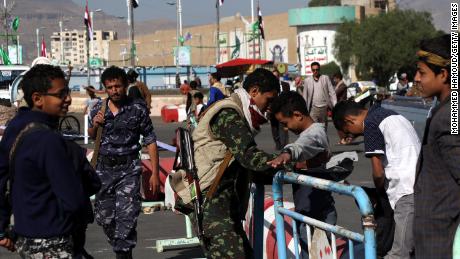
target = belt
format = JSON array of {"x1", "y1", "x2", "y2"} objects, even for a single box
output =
[{"x1": 99, "y1": 153, "x2": 139, "y2": 167}]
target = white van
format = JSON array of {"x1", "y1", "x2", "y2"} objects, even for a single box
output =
[{"x1": 0, "y1": 65, "x2": 29, "y2": 103}]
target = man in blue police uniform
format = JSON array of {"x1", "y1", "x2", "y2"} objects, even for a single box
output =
[{"x1": 88, "y1": 66, "x2": 160, "y2": 259}]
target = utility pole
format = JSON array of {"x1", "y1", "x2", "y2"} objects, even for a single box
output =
[
  {"x1": 127, "y1": 0, "x2": 135, "y2": 67},
  {"x1": 174, "y1": 0, "x2": 182, "y2": 88},
  {"x1": 216, "y1": 0, "x2": 220, "y2": 64},
  {"x1": 59, "y1": 20, "x2": 64, "y2": 64}
]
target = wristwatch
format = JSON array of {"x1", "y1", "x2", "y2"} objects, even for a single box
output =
[{"x1": 280, "y1": 148, "x2": 292, "y2": 156}]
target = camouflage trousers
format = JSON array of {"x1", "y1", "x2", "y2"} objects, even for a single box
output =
[
  {"x1": 94, "y1": 158, "x2": 142, "y2": 252},
  {"x1": 191, "y1": 180, "x2": 253, "y2": 259},
  {"x1": 15, "y1": 235, "x2": 73, "y2": 259}
]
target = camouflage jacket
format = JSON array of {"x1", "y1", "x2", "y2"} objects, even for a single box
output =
[
  {"x1": 88, "y1": 97, "x2": 157, "y2": 156},
  {"x1": 210, "y1": 108, "x2": 276, "y2": 174}
]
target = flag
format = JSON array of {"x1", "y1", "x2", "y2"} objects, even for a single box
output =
[
  {"x1": 0, "y1": 48, "x2": 11, "y2": 65},
  {"x1": 84, "y1": 1, "x2": 93, "y2": 41},
  {"x1": 219, "y1": 0, "x2": 224, "y2": 6},
  {"x1": 257, "y1": 6, "x2": 265, "y2": 40},
  {"x1": 11, "y1": 17, "x2": 19, "y2": 32},
  {"x1": 132, "y1": 0, "x2": 139, "y2": 8},
  {"x1": 41, "y1": 36, "x2": 47, "y2": 57},
  {"x1": 231, "y1": 35, "x2": 240, "y2": 59},
  {"x1": 185, "y1": 32, "x2": 193, "y2": 41}
]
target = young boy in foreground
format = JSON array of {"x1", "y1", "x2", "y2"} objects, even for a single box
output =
[
  {"x1": 412, "y1": 34, "x2": 460, "y2": 258},
  {"x1": 332, "y1": 100, "x2": 420, "y2": 258},
  {"x1": 0, "y1": 65, "x2": 90, "y2": 257},
  {"x1": 268, "y1": 91, "x2": 336, "y2": 259}
]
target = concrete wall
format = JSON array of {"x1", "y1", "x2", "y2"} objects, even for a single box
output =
[
  {"x1": 108, "y1": 12, "x2": 298, "y2": 67},
  {"x1": 69, "y1": 95, "x2": 190, "y2": 117}
]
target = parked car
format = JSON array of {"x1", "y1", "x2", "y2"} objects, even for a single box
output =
[
  {"x1": 71, "y1": 85, "x2": 80, "y2": 91},
  {"x1": 347, "y1": 81, "x2": 377, "y2": 99}
]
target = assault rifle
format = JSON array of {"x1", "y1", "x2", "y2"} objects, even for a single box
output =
[{"x1": 174, "y1": 127, "x2": 205, "y2": 239}]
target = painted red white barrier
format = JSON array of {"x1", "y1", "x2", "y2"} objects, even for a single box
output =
[
  {"x1": 245, "y1": 197, "x2": 297, "y2": 259},
  {"x1": 161, "y1": 104, "x2": 187, "y2": 123}
]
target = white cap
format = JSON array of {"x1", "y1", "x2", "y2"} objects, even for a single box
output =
[{"x1": 30, "y1": 57, "x2": 51, "y2": 67}]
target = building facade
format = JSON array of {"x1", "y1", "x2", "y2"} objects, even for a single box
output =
[{"x1": 50, "y1": 30, "x2": 116, "y2": 66}]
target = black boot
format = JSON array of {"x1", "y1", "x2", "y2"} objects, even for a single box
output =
[{"x1": 115, "y1": 250, "x2": 132, "y2": 259}]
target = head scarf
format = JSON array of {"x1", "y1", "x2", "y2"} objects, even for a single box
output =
[{"x1": 417, "y1": 50, "x2": 450, "y2": 67}]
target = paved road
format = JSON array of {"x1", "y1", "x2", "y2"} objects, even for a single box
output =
[{"x1": 0, "y1": 115, "x2": 373, "y2": 258}]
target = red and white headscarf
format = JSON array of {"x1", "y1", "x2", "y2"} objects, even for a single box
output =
[{"x1": 234, "y1": 88, "x2": 267, "y2": 134}]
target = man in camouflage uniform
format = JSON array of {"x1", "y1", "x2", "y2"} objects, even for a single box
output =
[
  {"x1": 88, "y1": 66, "x2": 160, "y2": 259},
  {"x1": 191, "y1": 68, "x2": 279, "y2": 258}
]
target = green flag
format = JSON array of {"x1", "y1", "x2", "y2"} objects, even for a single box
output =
[
  {"x1": 11, "y1": 17, "x2": 20, "y2": 32},
  {"x1": 252, "y1": 21, "x2": 259, "y2": 33},
  {"x1": 231, "y1": 35, "x2": 240, "y2": 59},
  {"x1": 0, "y1": 48, "x2": 11, "y2": 65}
]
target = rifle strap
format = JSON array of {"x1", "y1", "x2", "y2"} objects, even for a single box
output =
[
  {"x1": 90, "y1": 98, "x2": 107, "y2": 169},
  {"x1": 8, "y1": 123, "x2": 49, "y2": 199},
  {"x1": 206, "y1": 150, "x2": 232, "y2": 200}
]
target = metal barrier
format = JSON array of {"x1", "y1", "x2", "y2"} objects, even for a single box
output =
[
  {"x1": 454, "y1": 224, "x2": 460, "y2": 258},
  {"x1": 272, "y1": 171, "x2": 377, "y2": 259}
]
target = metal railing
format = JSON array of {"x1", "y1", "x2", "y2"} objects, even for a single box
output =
[{"x1": 272, "y1": 171, "x2": 377, "y2": 259}]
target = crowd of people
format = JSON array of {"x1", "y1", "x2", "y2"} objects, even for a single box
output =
[{"x1": 0, "y1": 34, "x2": 456, "y2": 259}]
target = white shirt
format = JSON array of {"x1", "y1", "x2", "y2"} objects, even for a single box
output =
[{"x1": 364, "y1": 105, "x2": 421, "y2": 209}]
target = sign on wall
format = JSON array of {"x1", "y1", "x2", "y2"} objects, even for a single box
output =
[
  {"x1": 304, "y1": 46, "x2": 328, "y2": 75},
  {"x1": 266, "y1": 39, "x2": 288, "y2": 63}
]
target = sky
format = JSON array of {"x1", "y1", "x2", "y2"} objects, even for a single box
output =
[
  {"x1": 72, "y1": 0, "x2": 308, "y2": 25},
  {"x1": 71, "y1": 0, "x2": 451, "y2": 32}
]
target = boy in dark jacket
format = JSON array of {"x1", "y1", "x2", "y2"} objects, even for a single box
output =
[{"x1": 0, "y1": 65, "x2": 92, "y2": 258}]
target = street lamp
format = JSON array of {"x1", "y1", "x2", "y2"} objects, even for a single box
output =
[
  {"x1": 166, "y1": 0, "x2": 182, "y2": 87},
  {"x1": 36, "y1": 26, "x2": 46, "y2": 57},
  {"x1": 90, "y1": 9, "x2": 103, "y2": 60},
  {"x1": 59, "y1": 18, "x2": 70, "y2": 65}
]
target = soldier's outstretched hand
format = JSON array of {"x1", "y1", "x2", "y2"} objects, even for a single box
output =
[
  {"x1": 0, "y1": 237, "x2": 15, "y2": 252},
  {"x1": 267, "y1": 152, "x2": 291, "y2": 168}
]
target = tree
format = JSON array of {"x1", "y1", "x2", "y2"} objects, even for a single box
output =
[
  {"x1": 320, "y1": 61, "x2": 341, "y2": 77},
  {"x1": 334, "y1": 10, "x2": 439, "y2": 86},
  {"x1": 308, "y1": 0, "x2": 341, "y2": 7}
]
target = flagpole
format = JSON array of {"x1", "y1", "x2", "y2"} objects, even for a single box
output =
[
  {"x1": 251, "y1": 0, "x2": 254, "y2": 24},
  {"x1": 4, "y1": 0, "x2": 8, "y2": 56},
  {"x1": 128, "y1": 0, "x2": 135, "y2": 67},
  {"x1": 87, "y1": 29, "x2": 90, "y2": 87},
  {"x1": 216, "y1": 0, "x2": 220, "y2": 64},
  {"x1": 86, "y1": 1, "x2": 90, "y2": 87}
]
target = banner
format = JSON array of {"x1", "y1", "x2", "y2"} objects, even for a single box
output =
[
  {"x1": 266, "y1": 39, "x2": 288, "y2": 63},
  {"x1": 229, "y1": 30, "x2": 244, "y2": 59},
  {"x1": 8, "y1": 45, "x2": 22, "y2": 64},
  {"x1": 218, "y1": 33, "x2": 228, "y2": 63},
  {"x1": 304, "y1": 46, "x2": 328, "y2": 75},
  {"x1": 174, "y1": 46, "x2": 191, "y2": 66}
]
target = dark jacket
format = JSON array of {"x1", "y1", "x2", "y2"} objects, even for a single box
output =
[
  {"x1": 0, "y1": 108, "x2": 86, "y2": 238},
  {"x1": 335, "y1": 81, "x2": 347, "y2": 102},
  {"x1": 414, "y1": 96, "x2": 460, "y2": 258},
  {"x1": 65, "y1": 140, "x2": 100, "y2": 224},
  {"x1": 280, "y1": 81, "x2": 290, "y2": 93}
]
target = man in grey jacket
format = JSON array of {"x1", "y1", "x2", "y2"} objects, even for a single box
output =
[{"x1": 303, "y1": 62, "x2": 337, "y2": 128}]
